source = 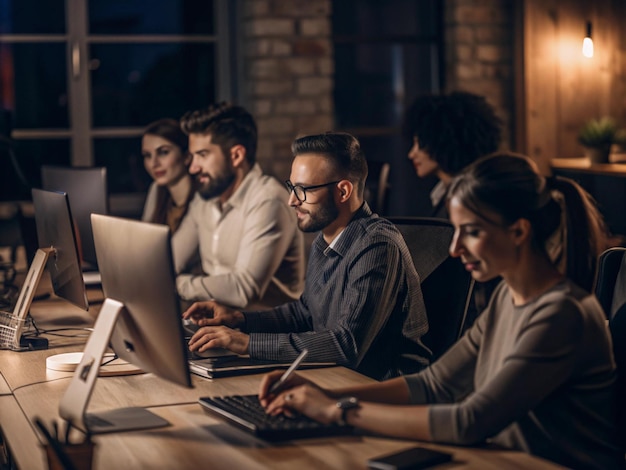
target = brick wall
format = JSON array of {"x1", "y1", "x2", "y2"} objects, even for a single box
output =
[
  {"x1": 444, "y1": 0, "x2": 516, "y2": 148},
  {"x1": 240, "y1": 0, "x2": 516, "y2": 180},
  {"x1": 240, "y1": 0, "x2": 334, "y2": 181}
]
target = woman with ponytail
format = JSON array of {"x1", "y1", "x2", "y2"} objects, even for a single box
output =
[{"x1": 259, "y1": 153, "x2": 623, "y2": 469}]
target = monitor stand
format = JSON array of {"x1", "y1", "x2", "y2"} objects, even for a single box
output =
[
  {"x1": 58, "y1": 298, "x2": 169, "y2": 434},
  {"x1": 1, "y1": 247, "x2": 52, "y2": 351}
]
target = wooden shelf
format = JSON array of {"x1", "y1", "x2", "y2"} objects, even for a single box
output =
[{"x1": 550, "y1": 157, "x2": 626, "y2": 177}]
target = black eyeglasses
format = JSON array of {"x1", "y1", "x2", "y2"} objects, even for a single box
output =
[{"x1": 285, "y1": 180, "x2": 340, "y2": 203}]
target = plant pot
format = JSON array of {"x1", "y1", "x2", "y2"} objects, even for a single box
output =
[{"x1": 584, "y1": 145, "x2": 611, "y2": 164}]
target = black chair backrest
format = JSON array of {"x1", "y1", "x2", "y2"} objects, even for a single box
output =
[
  {"x1": 388, "y1": 217, "x2": 474, "y2": 360},
  {"x1": 596, "y1": 247, "x2": 626, "y2": 321},
  {"x1": 595, "y1": 247, "x2": 626, "y2": 448},
  {"x1": 364, "y1": 161, "x2": 390, "y2": 215}
]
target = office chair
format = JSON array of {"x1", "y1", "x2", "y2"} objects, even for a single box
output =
[
  {"x1": 41, "y1": 166, "x2": 108, "y2": 268},
  {"x1": 387, "y1": 217, "x2": 474, "y2": 360},
  {"x1": 365, "y1": 161, "x2": 390, "y2": 215},
  {"x1": 595, "y1": 247, "x2": 626, "y2": 448}
]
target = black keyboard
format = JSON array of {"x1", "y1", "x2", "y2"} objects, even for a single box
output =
[{"x1": 199, "y1": 394, "x2": 353, "y2": 441}]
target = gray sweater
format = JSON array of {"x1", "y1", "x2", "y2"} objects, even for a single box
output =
[{"x1": 405, "y1": 279, "x2": 623, "y2": 469}]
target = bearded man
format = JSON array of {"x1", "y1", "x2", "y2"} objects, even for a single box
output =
[
  {"x1": 172, "y1": 103, "x2": 304, "y2": 309},
  {"x1": 182, "y1": 132, "x2": 430, "y2": 379}
]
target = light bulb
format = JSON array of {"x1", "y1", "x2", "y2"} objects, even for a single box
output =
[{"x1": 582, "y1": 37, "x2": 594, "y2": 58}]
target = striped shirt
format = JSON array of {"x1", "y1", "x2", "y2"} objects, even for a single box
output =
[{"x1": 245, "y1": 203, "x2": 431, "y2": 380}]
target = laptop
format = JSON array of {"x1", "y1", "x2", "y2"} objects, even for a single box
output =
[
  {"x1": 182, "y1": 312, "x2": 336, "y2": 378},
  {"x1": 189, "y1": 355, "x2": 335, "y2": 379}
]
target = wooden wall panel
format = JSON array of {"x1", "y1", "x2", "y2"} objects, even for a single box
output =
[
  {"x1": 608, "y1": 0, "x2": 626, "y2": 124},
  {"x1": 521, "y1": 0, "x2": 626, "y2": 172},
  {"x1": 523, "y1": 0, "x2": 559, "y2": 174}
]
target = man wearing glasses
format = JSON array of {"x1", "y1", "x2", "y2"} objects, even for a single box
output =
[
  {"x1": 172, "y1": 103, "x2": 304, "y2": 309},
  {"x1": 183, "y1": 132, "x2": 430, "y2": 380}
]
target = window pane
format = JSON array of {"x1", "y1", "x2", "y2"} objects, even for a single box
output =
[
  {"x1": 334, "y1": 43, "x2": 438, "y2": 128},
  {"x1": 333, "y1": 0, "x2": 438, "y2": 37},
  {"x1": 90, "y1": 43, "x2": 216, "y2": 127},
  {"x1": 1, "y1": 43, "x2": 69, "y2": 129},
  {"x1": 0, "y1": 0, "x2": 65, "y2": 34},
  {"x1": 93, "y1": 136, "x2": 150, "y2": 194},
  {"x1": 88, "y1": 0, "x2": 214, "y2": 35}
]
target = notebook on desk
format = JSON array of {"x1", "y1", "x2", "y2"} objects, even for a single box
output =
[{"x1": 189, "y1": 356, "x2": 335, "y2": 379}]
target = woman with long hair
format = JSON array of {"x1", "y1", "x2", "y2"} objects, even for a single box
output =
[
  {"x1": 141, "y1": 118, "x2": 194, "y2": 233},
  {"x1": 259, "y1": 153, "x2": 622, "y2": 469}
]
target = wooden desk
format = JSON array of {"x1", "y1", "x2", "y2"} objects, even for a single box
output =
[
  {"x1": 0, "y1": 293, "x2": 563, "y2": 470},
  {"x1": 0, "y1": 291, "x2": 99, "y2": 391},
  {"x1": 2, "y1": 375, "x2": 563, "y2": 470},
  {"x1": 0, "y1": 372, "x2": 11, "y2": 395}
]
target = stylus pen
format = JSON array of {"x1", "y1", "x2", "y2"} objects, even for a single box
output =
[{"x1": 269, "y1": 348, "x2": 309, "y2": 395}]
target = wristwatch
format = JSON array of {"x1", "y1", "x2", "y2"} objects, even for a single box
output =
[{"x1": 336, "y1": 396, "x2": 360, "y2": 426}]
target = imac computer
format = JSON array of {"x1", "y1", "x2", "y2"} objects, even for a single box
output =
[
  {"x1": 41, "y1": 165, "x2": 108, "y2": 272},
  {"x1": 0, "y1": 189, "x2": 89, "y2": 351},
  {"x1": 59, "y1": 214, "x2": 192, "y2": 433}
]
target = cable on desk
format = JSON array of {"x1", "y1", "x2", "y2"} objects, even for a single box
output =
[
  {"x1": 22, "y1": 327, "x2": 94, "y2": 339},
  {"x1": 24, "y1": 314, "x2": 43, "y2": 337},
  {"x1": 11, "y1": 376, "x2": 74, "y2": 394},
  {"x1": 22, "y1": 312, "x2": 92, "y2": 338},
  {"x1": 11, "y1": 353, "x2": 130, "y2": 396},
  {"x1": 100, "y1": 353, "x2": 119, "y2": 367}
]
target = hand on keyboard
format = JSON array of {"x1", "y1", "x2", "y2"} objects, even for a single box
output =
[{"x1": 199, "y1": 394, "x2": 352, "y2": 441}]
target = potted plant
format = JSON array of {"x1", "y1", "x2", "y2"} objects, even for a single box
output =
[
  {"x1": 614, "y1": 128, "x2": 626, "y2": 153},
  {"x1": 578, "y1": 117, "x2": 617, "y2": 164}
]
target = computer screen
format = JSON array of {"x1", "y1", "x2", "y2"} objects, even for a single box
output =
[
  {"x1": 41, "y1": 166, "x2": 108, "y2": 269},
  {"x1": 33, "y1": 189, "x2": 89, "y2": 311},
  {"x1": 59, "y1": 214, "x2": 192, "y2": 433},
  {"x1": 0, "y1": 189, "x2": 88, "y2": 351}
]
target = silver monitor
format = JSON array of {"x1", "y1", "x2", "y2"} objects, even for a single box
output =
[
  {"x1": 33, "y1": 189, "x2": 89, "y2": 311},
  {"x1": 0, "y1": 189, "x2": 88, "y2": 351},
  {"x1": 41, "y1": 166, "x2": 108, "y2": 269},
  {"x1": 59, "y1": 214, "x2": 192, "y2": 433}
]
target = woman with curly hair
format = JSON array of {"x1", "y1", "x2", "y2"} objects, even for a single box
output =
[{"x1": 405, "y1": 91, "x2": 502, "y2": 218}]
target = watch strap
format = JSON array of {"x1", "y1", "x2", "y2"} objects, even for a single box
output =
[{"x1": 336, "y1": 396, "x2": 360, "y2": 426}]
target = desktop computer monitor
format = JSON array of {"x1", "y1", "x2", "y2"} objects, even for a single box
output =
[
  {"x1": 59, "y1": 214, "x2": 192, "y2": 433},
  {"x1": 0, "y1": 189, "x2": 88, "y2": 351},
  {"x1": 33, "y1": 189, "x2": 89, "y2": 311},
  {"x1": 41, "y1": 166, "x2": 108, "y2": 269}
]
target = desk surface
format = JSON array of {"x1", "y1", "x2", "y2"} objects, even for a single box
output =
[{"x1": 0, "y1": 289, "x2": 563, "y2": 470}]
